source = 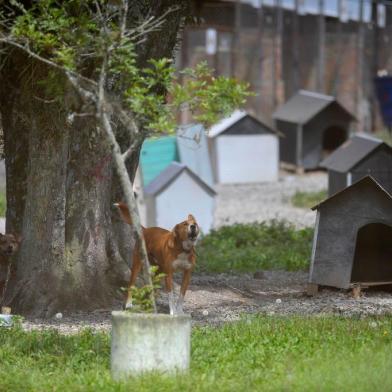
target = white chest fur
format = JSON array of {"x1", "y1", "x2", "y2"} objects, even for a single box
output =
[
  {"x1": 172, "y1": 252, "x2": 193, "y2": 271},
  {"x1": 182, "y1": 239, "x2": 197, "y2": 251}
]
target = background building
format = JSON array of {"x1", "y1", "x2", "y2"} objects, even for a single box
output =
[{"x1": 179, "y1": 0, "x2": 392, "y2": 132}]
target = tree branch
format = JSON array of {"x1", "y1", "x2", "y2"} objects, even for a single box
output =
[
  {"x1": 66, "y1": 72, "x2": 97, "y2": 104},
  {"x1": 96, "y1": 48, "x2": 156, "y2": 312},
  {"x1": 113, "y1": 103, "x2": 140, "y2": 137},
  {"x1": 120, "y1": 0, "x2": 128, "y2": 40},
  {"x1": 122, "y1": 143, "x2": 136, "y2": 161},
  {"x1": 125, "y1": 6, "x2": 180, "y2": 43},
  {"x1": 0, "y1": 36, "x2": 97, "y2": 88},
  {"x1": 100, "y1": 106, "x2": 156, "y2": 312}
]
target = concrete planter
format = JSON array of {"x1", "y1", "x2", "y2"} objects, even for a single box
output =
[{"x1": 111, "y1": 311, "x2": 191, "y2": 379}]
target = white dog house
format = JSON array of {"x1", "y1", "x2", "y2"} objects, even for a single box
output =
[
  {"x1": 143, "y1": 162, "x2": 216, "y2": 234},
  {"x1": 208, "y1": 110, "x2": 280, "y2": 184},
  {"x1": 177, "y1": 123, "x2": 214, "y2": 187}
]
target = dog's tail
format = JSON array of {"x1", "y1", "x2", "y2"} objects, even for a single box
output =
[{"x1": 113, "y1": 202, "x2": 135, "y2": 225}]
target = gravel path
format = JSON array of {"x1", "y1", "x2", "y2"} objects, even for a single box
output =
[
  {"x1": 214, "y1": 170, "x2": 327, "y2": 228},
  {"x1": 20, "y1": 271, "x2": 392, "y2": 334},
  {"x1": 187, "y1": 272, "x2": 392, "y2": 324}
]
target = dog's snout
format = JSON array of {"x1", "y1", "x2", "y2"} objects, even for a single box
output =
[
  {"x1": 190, "y1": 224, "x2": 196, "y2": 231},
  {"x1": 7, "y1": 246, "x2": 13, "y2": 252}
]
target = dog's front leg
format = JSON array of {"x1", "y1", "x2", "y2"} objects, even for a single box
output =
[
  {"x1": 165, "y1": 272, "x2": 176, "y2": 315},
  {"x1": 176, "y1": 270, "x2": 192, "y2": 314},
  {"x1": 175, "y1": 294, "x2": 184, "y2": 315},
  {"x1": 168, "y1": 291, "x2": 176, "y2": 316}
]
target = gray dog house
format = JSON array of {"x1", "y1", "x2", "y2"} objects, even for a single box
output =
[
  {"x1": 273, "y1": 90, "x2": 355, "y2": 170},
  {"x1": 320, "y1": 134, "x2": 392, "y2": 196},
  {"x1": 144, "y1": 162, "x2": 216, "y2": 234},
  {"x1": 309, "y1": 176, "x2": 392, "y2": 290}
]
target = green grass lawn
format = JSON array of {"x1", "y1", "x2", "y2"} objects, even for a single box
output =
[
  {"x1": 1, "y1": 316, "x2": 392, "y2": 391},
  {"x1": 291, "y1": 189, "x2": 327, "y2": 209},
  {"x1": 196, "y1": 221, "x2": 313, "y2": 273}
]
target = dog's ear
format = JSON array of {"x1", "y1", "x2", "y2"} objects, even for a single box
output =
[
  {"x1": 188, "y1": 214, "x2": 195, "y2": 221},
  {"x1": 15, "y1": 234, "x2": 23, "y2": 243}
]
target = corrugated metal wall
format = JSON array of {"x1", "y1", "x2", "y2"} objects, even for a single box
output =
[{"x1": 179, "y1": 0, "x2": 392, "y2": 133}]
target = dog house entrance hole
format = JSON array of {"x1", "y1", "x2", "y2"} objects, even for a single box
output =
[
  {"x1": 351, "y1": 223, "x2": 392, "y2": 284},
  {"x1": 322, "y1": 126, "x2": 346, "y2": 158}
]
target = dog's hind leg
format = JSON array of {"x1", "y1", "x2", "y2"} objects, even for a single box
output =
[{"x1": 124, "y1": 247, "x2": 142, "y2": 309}]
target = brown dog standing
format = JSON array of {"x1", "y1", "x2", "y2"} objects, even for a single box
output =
[
  {"x1": 0, "y1": 233, "x2": 21, "y2": 300},
  {"x1": 115, "y1": 202, "x2": 199, "y2": 315}
]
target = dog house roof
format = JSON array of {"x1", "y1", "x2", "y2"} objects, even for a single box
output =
[
  {"x1": 144, "y1": 162, "x2": 216, "y2": 196},
  {"x1": 311, "y1": 175, "x2": 392, "y2": 211},
  {"x1": 208, "y1": 110, "x2": 279, "y2": 138},
  {"x1": 273, "y1": 90, "x2": 356, "y2": 125},
  {"x1": 320, "y1": 134, "x2": 387, "y2": 173}
]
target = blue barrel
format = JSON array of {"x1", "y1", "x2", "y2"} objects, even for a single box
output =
[{"x1": 375, "y1": 76, "x2": 392, "y2": 128}]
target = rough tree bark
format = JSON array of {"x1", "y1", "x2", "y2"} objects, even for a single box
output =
[{"x1": 0, "y1": 1, "x2": 188, "y2": 316}]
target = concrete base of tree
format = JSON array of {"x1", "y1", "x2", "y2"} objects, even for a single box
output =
[{"x1": 111, "y1": 311, "x2": 191, "y2": 379}]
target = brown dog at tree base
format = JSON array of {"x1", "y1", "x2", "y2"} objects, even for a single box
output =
[
  {"x1": 114, "y1": 202, "x2": 200, "y2": 315},
  {"x1": 0, "y1": 233, "x2": 22, "y2": 300}
]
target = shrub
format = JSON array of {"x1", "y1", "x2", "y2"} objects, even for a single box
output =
[{"x1": 196, "y1": 221, "x2": 313, "y2": 273}]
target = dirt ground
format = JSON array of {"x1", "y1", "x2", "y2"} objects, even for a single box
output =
[{"x1": 21, "y1": 271, "x2": 392, "y2": 334}]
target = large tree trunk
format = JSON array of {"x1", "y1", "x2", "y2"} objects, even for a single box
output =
[
  {"x1": 60, "y1": 118, "x2": 129, "y2": 314},
  {"x1": 0, "y1": 1, "x2": 188, "y2": 317},
  {"x1": 0, "y1": 52, "x2": 29, "y2": 299},
  {"x1": 4, "y1": 89, "x2": 70, "y2": 315},
  {"x1": 1, "y1": 59, "x2": 129, "y2": 316}
]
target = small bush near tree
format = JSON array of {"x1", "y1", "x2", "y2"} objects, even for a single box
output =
[
  {"x1": 124, "y1": 266, "x2": 165, "y2": 313},
  {"x1": 196, "y1": 221, "x2": 313, "y2": 273}
]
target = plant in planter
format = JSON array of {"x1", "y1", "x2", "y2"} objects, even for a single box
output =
[
  {"x1": 0, "y1": 0, "x2": 250, "y2": 376},
  {"x1": 124, "y1": 266, "x2": 164, "y2": 314}
]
